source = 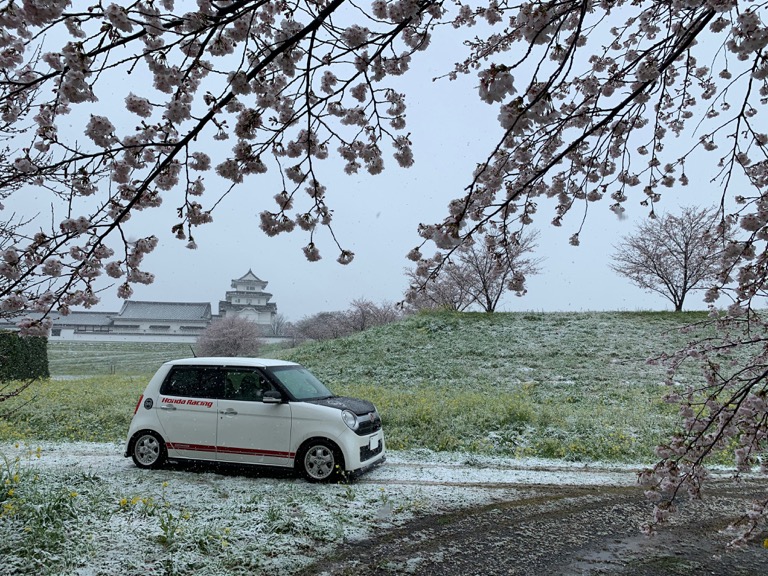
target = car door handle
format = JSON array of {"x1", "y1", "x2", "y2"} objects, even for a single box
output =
[
  {"x1": 220, "y1": 408, "x2": 238, "y2": 416},
  {"x1": 160, "y1": 405, "x2": 176, "y2": 411}
]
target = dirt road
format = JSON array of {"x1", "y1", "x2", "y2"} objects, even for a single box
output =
[{"x1": 299, "y1": 479, "x2": 768, "y2": 575}]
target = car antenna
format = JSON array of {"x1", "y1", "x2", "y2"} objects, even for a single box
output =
[{"x1": 189, "y1": 345, "x2": 197, "y2": 358}]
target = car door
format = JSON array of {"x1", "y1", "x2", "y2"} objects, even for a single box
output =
[
  {"x1": 156, "y1": 365, "x2": 221, "y2": 461},
  {"x1": 216, "y1": 368, "x2": 293, "y2": 466}
]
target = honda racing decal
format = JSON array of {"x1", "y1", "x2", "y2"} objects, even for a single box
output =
[{"x1": 161, "y1": 398, "x2": 214, "y2": 408}]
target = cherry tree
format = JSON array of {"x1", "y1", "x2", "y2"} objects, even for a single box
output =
[
  {"x1": 611, "y1": 206, "x2": 733, "y2": 312},
  {"x1": 345, "y1": 297, "x2": 402, "y2": 330},
  {"x1": 195, "y1": 314, "x2": 262, "y2": 356},
  {"x1": 294, "y1": 310, "x2": 349, "y2": 341},
  {"x1": 404, "y1": 257, "x2": 478, "y2": 311},
  {"x1": 2, "y1": 0, "x2": 768, "y2": 540},
  {"x1": 405, "y1": 230, "x2": 540, "y2": 312}
]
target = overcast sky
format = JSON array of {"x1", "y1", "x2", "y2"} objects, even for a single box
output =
[
  {"x1": 118, "y1": 180, "x2": 707, "y2": 322},
  {"x1": 14, "y1": 15, "x2": 727, "y2": 322}
]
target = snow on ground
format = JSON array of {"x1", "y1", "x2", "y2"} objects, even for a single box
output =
[{"x1": 0, "y1": 442, "x2": 689, "y2": 575}]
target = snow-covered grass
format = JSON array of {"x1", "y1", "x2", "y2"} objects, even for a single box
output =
[
  {"x1": 47, "y1": 342, "x2": 193, "y2": 376},
  {"x1": 277, "y1": 311, "x2": 710, "y2": 390},
  {"x1": 0, "y1": 311, "x2": 718, "y2": 574},
  {"x1": 0, "y1": 441, "x2": 642, "y2": 576}
]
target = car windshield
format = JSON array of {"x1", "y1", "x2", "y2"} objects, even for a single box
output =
[{"x1": 265, "y1": 365, "x2": 333, "y2": 400}]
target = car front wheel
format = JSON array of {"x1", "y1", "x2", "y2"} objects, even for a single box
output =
[
  {"x1": 131, "y1": 431, "x2": 167, "y2": 469},
  {"x1": 297, "y1": 440, "x2": 343, "y2": 482}
]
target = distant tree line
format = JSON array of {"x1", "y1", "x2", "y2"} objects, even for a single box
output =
[{"x1": 291, "y1": 298, "x2": 403, "y2": 342}]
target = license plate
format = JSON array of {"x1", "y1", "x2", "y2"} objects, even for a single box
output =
[{"x1": 369, "y1": 434, "x2": 379, "y2": 450}]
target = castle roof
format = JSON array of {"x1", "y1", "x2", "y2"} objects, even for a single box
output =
[{"x1": 235, "y1": 269, "x2": 263, "y2": 283}]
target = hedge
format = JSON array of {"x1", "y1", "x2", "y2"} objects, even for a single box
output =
[{"x1": 0, "y1": 331, "x2": 49, "y2": 381}]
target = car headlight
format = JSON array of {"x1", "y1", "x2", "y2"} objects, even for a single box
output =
[{"x1": 341, "y1": 409, "x2": 359, "y2": 431}]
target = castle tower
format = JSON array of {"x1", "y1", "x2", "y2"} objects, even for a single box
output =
[{"x1": 218, "y1": 269, "x2": 277, "y2": 327}]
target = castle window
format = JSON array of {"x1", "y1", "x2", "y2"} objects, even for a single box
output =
[{"x1": 75, "y1": 325, "x2": 114, "y2": 333}]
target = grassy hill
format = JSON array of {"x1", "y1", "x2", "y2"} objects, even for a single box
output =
[{"x1": 277, "y1": 310, "x2": 709, "y2": 388}]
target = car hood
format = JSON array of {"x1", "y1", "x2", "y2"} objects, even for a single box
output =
[{"x1": 306, "y1": 396, "x2": 376, "y2": 415}]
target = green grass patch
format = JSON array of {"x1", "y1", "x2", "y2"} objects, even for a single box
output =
[{"x1": 0, "y1": 376, "x2": 146, "y2": 443}]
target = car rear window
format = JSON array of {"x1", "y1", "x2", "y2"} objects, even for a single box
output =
[{"x1": 160, "y1": 366, "x2": 223, "y2": 398}]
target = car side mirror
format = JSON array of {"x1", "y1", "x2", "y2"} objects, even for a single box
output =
[{"x1": 262, "y1": 390, "x2": 283, "y2": 404}]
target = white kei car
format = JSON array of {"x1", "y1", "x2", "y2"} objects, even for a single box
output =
[{"x1": 124, "y1": 358, "x2": 385, "y2": 482}]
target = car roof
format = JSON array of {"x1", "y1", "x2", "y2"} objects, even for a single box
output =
[{"x1": 163, "y1": 357, "x2": 300, "y2": 368}]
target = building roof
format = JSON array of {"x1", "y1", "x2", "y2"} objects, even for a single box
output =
[
  {"x1": 52, "y1": 311, "x2": 114, "y2": 327},
  {"x1": 0, "y1": 310, "x2": 114, "y2": 328},
  {"x1": 116, "y1": 301, "x2": 212, "y2": 321},
  {"x1": 224, "y1": 289, "x2": 273, "y2": 298},
  {"x1": 236, "y1": 269, "x2": 264, "y2": 283}
]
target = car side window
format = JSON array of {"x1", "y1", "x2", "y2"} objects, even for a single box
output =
[
  {"x1": 223, "y1": 369, "x2": 273, "y2": 402},
  {"x1": 160, "y1": 366, "x2": 223, "y2": 399}
]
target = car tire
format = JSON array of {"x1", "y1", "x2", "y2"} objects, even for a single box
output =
[
  {"x1": 296, "y1": 439, "x2": 344, "y2": 483},
  {"x1": 131, "y1": 431, "x2": 167, "y2": 469}
]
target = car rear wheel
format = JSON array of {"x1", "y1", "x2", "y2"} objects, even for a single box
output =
[
  {"x1": 131, "y1": 431, "x2": 167, "y2": 469},
  {"x1": 297, "y1": 439, "x2": 343, "y2": 482}
]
